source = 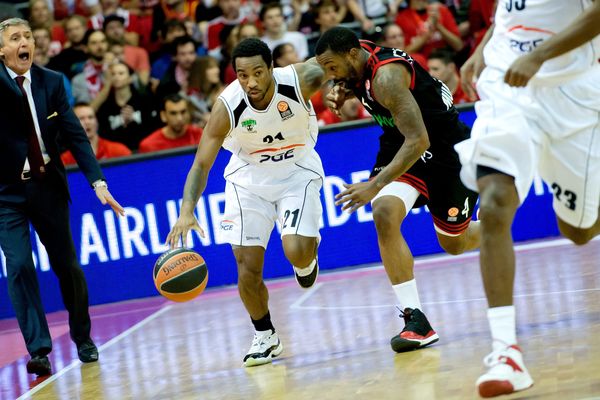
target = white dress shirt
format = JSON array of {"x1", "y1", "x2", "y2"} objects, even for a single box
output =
[{"x1": 6, "y1": 66, "x2": 51, "y2": 172}]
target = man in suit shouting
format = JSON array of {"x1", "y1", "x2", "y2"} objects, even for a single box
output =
[{"x1": 0, "y1": 18, "x2": 124, "y2": 377}]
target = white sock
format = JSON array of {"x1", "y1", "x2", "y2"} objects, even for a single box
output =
[
  {"x1": 392, "y1": 279, "x2": 422, "y2": 311},
  {"x1": 487, "y1": 306, "x2": 517, "y2": 351},
  {"x1": 256, "y1": 329, "x2": 273, "y2": 337},
  {"x1": 294, "y1": 258, "x2": 316, "y2": 277}
]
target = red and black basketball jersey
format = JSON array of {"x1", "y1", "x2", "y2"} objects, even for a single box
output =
[{"x1": 352, "y1": 40, "x2": 459, "y2": 146}]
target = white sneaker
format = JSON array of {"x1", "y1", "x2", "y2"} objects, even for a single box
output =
[
  {"x1": 243, "y1": 330, "x2": 283, "y2": 367},
  {"x1": 476, "y1": 345, "x2": 534, "y2": 398}
]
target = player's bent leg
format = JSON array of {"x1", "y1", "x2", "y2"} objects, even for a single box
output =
[
  {"x1": 233, "y1": 245, "x2": 283, "y2": 367},
  {"x1": 557, "y1": 214, "x2": 600, "y2": 246},
  {"x1": 372, "y1": 195, "x2": 439, "y2": 352},
  {"x1": 435, "y1": 220, "x2": 481, "y2": 255},
  {"x1": 282, "y1": 234, "x2": 319, "y2": 289}
]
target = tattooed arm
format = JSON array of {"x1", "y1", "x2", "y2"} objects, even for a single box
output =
[
  {"x1": 166, "y1": 99, "x2": 230, "y2": 247},
  {"x1": 335, "y1": 62, "x2": 430, "y2": 213},
  {"x1": 371, "y1": 62, "x2": 430, "y2": 188},
  {"x1": 294, "y1": 58, "x2": 327, "y2": 103}
]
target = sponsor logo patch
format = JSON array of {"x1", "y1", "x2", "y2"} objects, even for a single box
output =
[
  {"x1": 241, "y1": 118, "x2": 257, "y2": 133},
  {"x1": 277, "y1": 101, "x2": 293, "y2": 120}
]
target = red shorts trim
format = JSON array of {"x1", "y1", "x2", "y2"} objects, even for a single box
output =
[{"x1": 431, "y1": 215, "x2": 472, "y2": 235}]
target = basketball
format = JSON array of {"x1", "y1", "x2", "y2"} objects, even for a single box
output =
[{"x1": 153, "y1": 248, "x2": 208, "y2": 302}]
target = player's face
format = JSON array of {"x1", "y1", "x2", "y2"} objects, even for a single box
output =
[
  {"x1": 0, "y1": 24, "x2": 35, "y2": 75},
  {"x1": 316, "y1": 49, "x2": 360, "y2": 86},
  {"x1": 235, "y1": 55, "x2": 274, "y2": 104}
]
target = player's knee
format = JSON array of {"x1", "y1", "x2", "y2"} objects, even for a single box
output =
[
  {"x1": 283, "y1": 239, "x2": 314, "y2": 267},
  {"x1": 558, "y1": 221, "x2": 594, "y2": 246},
  {"x1": 438, "y1": 237, "x2": 466, "y2": 255},
  {"x1": 373, "y1": 202, "x2": 402, "y2": 238},
  {"x1": 478, "y1": 182, "x2": 518, "y2": 231}
]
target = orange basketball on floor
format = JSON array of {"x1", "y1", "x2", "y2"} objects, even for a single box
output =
[{"x1": 153, "y1": 248, "x2": 208, "y2": 302}]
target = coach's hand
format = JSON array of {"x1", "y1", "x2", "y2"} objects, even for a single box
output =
[
  {"x1": 504, "y1": 52, "x2": 543, "y2": 87},
  {"x1": 335, "y1": 181, "x2": 380, "y2": 213},
  {"x1": 460, "y1": 49, "x2": 485, "y2": 101},
  {"x1": 95, "y1": 186, "x2": 125, "y2": 216},
  {"x1": 166, "y1": 213, "x2": 205, "y2": 249}
]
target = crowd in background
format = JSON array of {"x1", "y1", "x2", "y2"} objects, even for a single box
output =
[{"x1": 2, "y1": 0, "x2": 494, "y2": 163}]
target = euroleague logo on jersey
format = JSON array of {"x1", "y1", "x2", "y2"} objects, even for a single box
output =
[{"x1": 277, "y1": 101, "x2": 293, "y2": 120}]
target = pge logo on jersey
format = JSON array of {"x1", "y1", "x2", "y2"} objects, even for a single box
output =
[{"x1": 220, "y1": 220, "x2": 235, "y2": 231}]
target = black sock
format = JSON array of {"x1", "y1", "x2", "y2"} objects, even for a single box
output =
[{"x1": 251, "y1": 311, "x2": 275, "y2": 332}]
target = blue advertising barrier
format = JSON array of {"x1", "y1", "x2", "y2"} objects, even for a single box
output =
[{"x1": 0, "y1": 108, "x2": 559, "y2": 319}]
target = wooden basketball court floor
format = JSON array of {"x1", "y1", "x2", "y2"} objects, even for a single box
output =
[{"x1": 2, "y1": 236, "x2": 599, "y2": 400}]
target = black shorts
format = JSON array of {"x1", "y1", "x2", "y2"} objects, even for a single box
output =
[{"x1": 370, "y1": 121, "x2": 478, "y2": 235}]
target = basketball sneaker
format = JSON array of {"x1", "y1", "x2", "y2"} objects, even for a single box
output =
[
  {"x1": 243, "y1": 330, "x2": 283, "y2": 367},
  {"x1": 294, "y1": 258, "x2": 319, "y2": 289},
  {"x1": 390, "y1": 308, "x2": 439, "y2": 353},
  {"x1": 476, "y1": 344, "x2": 533, "y2": 398}
]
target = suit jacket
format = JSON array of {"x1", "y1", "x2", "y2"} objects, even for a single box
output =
[{"x1": 0, "y1": 63, "x2": 104, "y2": 201}]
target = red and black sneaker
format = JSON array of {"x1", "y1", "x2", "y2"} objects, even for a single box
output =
[{"x1": 390, "y1": 308, "x2": 439, "y2": 353}]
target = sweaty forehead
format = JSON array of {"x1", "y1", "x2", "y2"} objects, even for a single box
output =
[{"x1": 235, "y1": 56, "x2": 267, "y2": 72}]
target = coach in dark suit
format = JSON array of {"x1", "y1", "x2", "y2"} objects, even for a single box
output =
[{"x1": 0, "y1": 18, "x2": 124, "y2": 376}]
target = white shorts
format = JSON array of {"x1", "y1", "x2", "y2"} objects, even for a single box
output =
[
  {"x1": 455, "y1": 66, "x2": 600, "y2": 229},
  {"x1": 219, "y1": 153, "x2": 324, "y2": 248}
]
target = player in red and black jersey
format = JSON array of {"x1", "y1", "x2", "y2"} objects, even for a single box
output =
[{"x1": 315, "y1": 27, "x2": 481, "y2": 353}]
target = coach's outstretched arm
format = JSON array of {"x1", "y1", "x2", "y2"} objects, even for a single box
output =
[
  {"x1": 505, "y1": 1, "x2": 600, "y2": 87},
  {"x1": 335, "y1": 62, "x2": 430, "y2": 213},
  {"x1": 166, "y1": 100, "x2": 231, "y2": 248}
]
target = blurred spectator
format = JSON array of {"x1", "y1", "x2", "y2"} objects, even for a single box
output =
[
  {"x1": 71, "y1": 30, "x2": 110, "y2": 106},
  {"x1": 155, "y1": 35, "x2": 197, "y2": 103},
  {"x1": 89, "y1": 0, "x2": 141, "y2": 45},
  {"x1": 288, "y1": 0, "x2": 346, "y2": 34},
  {"x1": 378, "y1": 23, "x2": 427, "y2": 68},
  {"x1": 427, "y1": 49, "x2": 470, "y2": 104},
  {"x1": 220, "y1": 21, "x2": 260, "y2": 83},
  {"x1": 186, "y1": 56, "x2": 224, "y2": 127},
  {"x1": 150, "y1": 19, "x2": 187, "y2": 81},
  {"x1": 395, "y1": 0, "x2": 463, "y2": 58},
  {"x1": 260, "y1": 2, "x2": 308, "y2": 61},
  {"x1": 61, "y1": 103, "x2": 131, "y2": 165},
  {"x1": 307, "y1": 0, "x2": 342, "y2": 57},
  {"x1": 47, "y1": 15, "x2": 89, "y2": 79},
  {"x1": 468, "y1": 0, "x2": 494, "y2": 52},
  {"x1": 32, "y1": 26, "x2": 53, "y2": 66},
  {"x1": 318, "y1": 97, "x2": 370, "y2": 125},
  {"x1": 139, "y1": 94, "x2": 203, "y2": 153},
  {"x1": 346, "y1": 0, "x2": 394, "y2": 40},
  {"x1": 103, "y1": 14, "x2": 151, "y2": 85},
  {"x1": 28, "y1": 0, "x2": 66, "y2": 49},
  {"x1": 50, "y1": 0, "x2": 100, "y2": 21},
  {"x1": 95, "y1": 62, "x2": 159, "y2": 150},
  {"x1": 205, "y1": 0, "x2": 247, "y2": 52},
  {"x1": 151, "y1": 0, "x2": 199, "y2": 47},
  {"x1": 273, "y1": 43, "x2": 299, "y2": 67}
]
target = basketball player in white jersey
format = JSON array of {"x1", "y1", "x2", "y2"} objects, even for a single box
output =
[
  {"x1": 456, "y1": 1, "x2": 600, "y2": 397},
  {"x1": 166, "y1": 38, "x2": 327, "y2": 367}
]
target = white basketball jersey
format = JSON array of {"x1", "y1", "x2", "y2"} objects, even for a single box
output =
[
  {"x1": 218, "y1": 65, "x2": 319, "y2": 167},
  {"x1": 484, "y1": 0, "x2": 599, "y2": 84}
]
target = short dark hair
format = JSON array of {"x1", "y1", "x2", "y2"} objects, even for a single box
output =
[
  {"x1": 232, "y1": 38, "x2": 272, "y2": 70},
  {"x1": 272, "y1": 43, "x2": 292, "y2": 66},
  {"x1": 161, "y1": 19, "x2": 186, "y2": 40},
  {"x1": 171, "y1": 35, "x2": 196, "y2": 55},
  {"x1": 82, "y1": 29, "x2": 104, "y2": 46},
  {"x1": 428, "y1": 49, "x2": 455, "y2": 65},
  {"x1": 162, "y1": 93, "x2": 186, "y2": 110},
  {"x1": 315, "y1": 27, "x2": 361, "y2": 56},
  {"x1": 102, "y1": 14, "x2": 125, "y2": 31},
  {"x1": 259, "y1": 2, "x2": 282, "y2": 22},
  {"x1": 73, "y1": 101, "x2": 92, "y2": 110}
]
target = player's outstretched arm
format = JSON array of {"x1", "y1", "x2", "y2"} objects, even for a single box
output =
[
  {"x1": 505, "y1": 2, "x2": 600, "y2": 87},
  {"x1": 166, "y1": 99, "x2": 231, "y2": 248},
  {"x1": 334, "y1": 63, "x2": 429, "y2": 213},
  {"x1": 460, "y1": 23, "x2": 494, "y2": 101},
  {"x1": 294, "y1": 58, "x2": 327, "y2": 102}
]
